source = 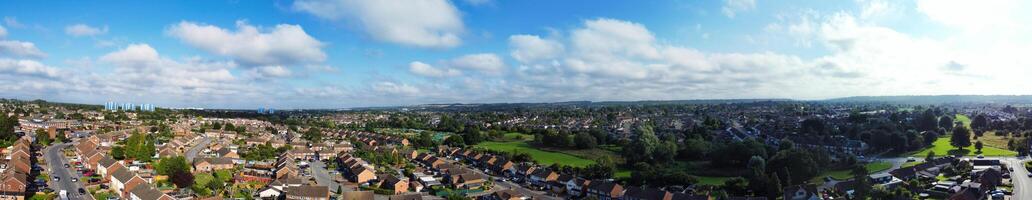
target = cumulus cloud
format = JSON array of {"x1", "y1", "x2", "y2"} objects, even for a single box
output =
[
  {"x1": 99, "y1": 44, "x2": 246, "y2": 96},
  {"x1": 246, "y1": 66, "x2": 294, "y2": 79},
  {"x1": 409, "y1": 61, "x2": 461, "y2": 78},
  {"x1": 917, "y1": 0, "x2": 1021, "y2": 30},
  {"x1": 293, "y1": 0, "x2": 464, "y2": 48},
  {"x1": 371, "y1": 81, "x2": 420, "y2": 96},
  {"x1": 0, "y1": 40, "x2": 47, "y2": 58},
  {"x1": 0, "y1": 25, "x2": 6, "y2": 38},
  {"x1": 722, "y1": 0, "x2": 756, "y2": 18},
  {"x1": 0, "y1": 58, "x2": 61, "y2": 78},
  {"x1": 65, "y1": 24, "x2": 108, "y2": 37},
  {"x1": 167, "y1": 21, "x2": 326, "y2": 66},
  {"x1": 448, "y1": 53, "x2": 505, "y2": 74},
  {"x1": 509, "y1": 35, "x2": 563, "y2": 63}
]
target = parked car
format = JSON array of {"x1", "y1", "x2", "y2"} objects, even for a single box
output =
[
  {"x1": 906, "y1": 157, "x2": 916, "y2": 162},
  {"x1": 78, "y1": 188, "x2": 86, "y2": 194},
  {"x1": 53, "y1": 177, "x2": 60, "y2": 181}
]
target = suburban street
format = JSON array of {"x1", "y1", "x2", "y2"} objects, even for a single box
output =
[
  {"x1": 1002, "y1": 158, "x2": 1030, "y2": 198},
  {"x1": 185, "y1": 136, "x2": 211, "y2": 161},
  {"x1": 493, "y1": 180, "x2": 559, "y2": 200},
  {"x1": 311, "y1": 161, "x2": 346, "y2": 193},
  {"x1": 867, "y1": 156, "x2": 1032, "y2": 199},
  {"x1": 44, "y1": 142, "x2": 92, "y2": 200}
]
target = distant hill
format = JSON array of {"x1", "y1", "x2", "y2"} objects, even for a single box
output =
[{"x1": 823, "y1": 95, "x2": 1032, "y2": 104}]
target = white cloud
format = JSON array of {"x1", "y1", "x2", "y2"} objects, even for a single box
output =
[
  {"x1": 371, "y1": 81, "x2": 420, "y2": 96},
  {"x1": 509, "y1": 35, "x2": 563, "y2": 63},
  {"x1": 916, "y1": 0, "x2": 1020, "y2": 30},
  {"x1": 448, "y1": 53, "x2": 505, "y2": 74},
  {"x1": 0, "y1": 58, "x2": 61, "y2": 78},
  {"x1": 0, "y1": 40, "x2": 47, "y2": 58},
  {"x1": 722, "y1": 0, "x2": 756, "y2": 18},
  {"x1": 167, "y1": 21, "x2": 326, "y2": 66},
  {"x1": 409, "y1": 61, "x2": 461, "y2": 78},
  {"x1": 100, "y1": 44, "x2": 243, "y2": 93},
  {"x1": 64, "y1": 24, "x2": 108, "y2": 37},
  {"x1": 245, "y1": 65, "x2": 294, "y2": 79},
  {"x1": 0, "y1": 25, "x2": 6, "y2": 38},
  {"x1": 3, "y1": 17, "x2": 23, "y2": 29},
  {"x1": 293, "y1": 0, "x2": 464, "y2": 48}
]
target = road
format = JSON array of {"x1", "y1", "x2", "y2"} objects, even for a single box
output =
[
  {"x1": 868, "y1": 155, "x2": 1031, "y2": 199},
  {"x1": 493, "y1": 179, "x2": 559, "y2": 200},
  {"x1": 44, "y1": 142, "x2": 92, "y2": 200},
  {"x1": 1003, "y1": 158, "x2": 1030, "y2": 198},
  {"x1": 185, "y1": 136, "x2": 211, "y2": 161},
  {"x1": 310, "y1": 161, "x2": 345, "y2": 193}
]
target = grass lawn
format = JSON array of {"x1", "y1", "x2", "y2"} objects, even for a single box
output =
[
  {"x1": 696, "y1": 176, "x2": 735, "y2": 186},
  {"x1": 501, "y1": 132, "x2": 533, "y2": 141},
  {"x1": 866, "y1": 161, "x2": 893, "y2": 172},
  {"x1": 955, "y1": 114, "x2": 971, "y2": 128},
  {"x1": 614, "y1": 169, "x2": 631, "y2": 179},
  {"x1": 910, "y1": 137, "x2": 1017, "y2": 157},
  {"x1": 978, "y1": 132, "x2": 1016, "y2": 149},
  {"x1": 474, "y1": 141, "x2": 596, "y2": 167},
  {"x1": 901, "y1": 161, "x2": 923, "y2": 168},
  {"x1": 815, "y1": 161, "x2": 894, "y2": 181}
]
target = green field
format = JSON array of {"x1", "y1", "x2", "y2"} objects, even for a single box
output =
[
  {"x1": 901, "y1": 161, "x2": 922, "y2": 168},
  {"x1": 909, "y1": 137, "x2": 1017, "y2": 157},
  {"x1": 697, "y1": 176, "x2": 735, "y2": 186},
  {"x1": 815, "y1": 161, "x2": 893, "y2": 182},
  {"x1": 474, "y1": 141, "x2": 596, "y2": 167},
  {"x1": 955, "y1": 114, "x2": 971, "y2": 127}
]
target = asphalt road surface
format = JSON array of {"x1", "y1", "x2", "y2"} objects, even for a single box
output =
[
  {"x1": 45, "y1": 142, "x2": 92, "y2": 200},
  {"x1": 311, "y1": 161, "x2": 345, "y2": 193},
  {"x1": 1003, "y1": 159, "x2": 1030, "y2": 199},
  {"x1": 185, "y1": 136, "x2": 211, "y2": 161}
]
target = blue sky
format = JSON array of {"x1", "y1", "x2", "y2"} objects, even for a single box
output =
[{"x1": 1, "y1": 0, "x2": 1031, "y2": 109}]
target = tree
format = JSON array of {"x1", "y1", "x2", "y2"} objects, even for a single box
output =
[
  {"x1": 303, "y1": 128, "x2": 323, "y2": 143},
  {"x1": 767, "y1": 174, "x2": 783, "y2": 199},
  {"x1": 971, "y1": 114, "x2": 989, "y2": 130},
  {"x1": 654, "y1": 141, "x2": 678, "y2": 163},
  {"x1": 461, "y1": 125, "x2": 485, "y2": 145},
  {"x1": 574, "y1": 132, "x2": 598, "y2": 149},
  {"x1": 852, "y1": 164, "x2": 871, "y2": 199},
  {"x1": 444, "y1": 135, "x2": 466, "y2": 147},
  {"x1": 624, "y1": 125, "x2": 659, "y2": 164},
  {"x1": 939, "y1": 116, "x2": 954, "y2": 130},
  {"x1": 0, "y1": 114, "x2": 19, "y2": 145},
  {"x1": 975, "y1": 141, "x2": 984, "y2": 153},
  {"x1": 951, "y1": 125, "x2": 972, "y2": 150},
  {"x1": 722, "y1": 177, "x2": 749, "y2": 196},
  {"x1": 925, "y1": 151, "x2": 936, "y2": 161},
  {"x1": 156, "y1": 156, "x2": 190, "y2": 175},
  {"x1": 170, "y1": 170, "x2": 195, "y2": 188},
  {"x1": 917, "y1": 109, "x2": 939, "y2": 131}
]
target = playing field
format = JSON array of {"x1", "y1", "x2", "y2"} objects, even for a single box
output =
[
  {"x1": 474, "y1": 141, "x2": 596, "y2": 167},
  {"x1": 910, "y1": 137, "x2": 1017, "y2": 157}
]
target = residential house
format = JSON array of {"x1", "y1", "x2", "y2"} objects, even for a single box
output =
[
  {"x1": 285, "y1": 185, "x2": 330, "y2": 200},
  {"x1": 586, "y1": 181, "x2": 625, "y2": 200},
  {"x1": 782, "y1": 185, "x2": 820, "y2": 200},
  {"x1": 624, "y1": 186, "x2": 673, "y2": 200},
  {"x1": 129, "y1": 185, "x2": 175, "y2": 200}
]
